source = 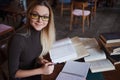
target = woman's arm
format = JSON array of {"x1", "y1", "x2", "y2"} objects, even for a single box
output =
[{"x1": 15, "y1": 62, "x2": 54, "y2": 78}]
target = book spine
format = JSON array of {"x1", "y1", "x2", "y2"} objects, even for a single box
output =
[
  {"x1": 99, "y1": 38, "x2": 120, "y2": 47},
  {"x1": 99, "y1": 35, "x2": 107, "y2": 43}
]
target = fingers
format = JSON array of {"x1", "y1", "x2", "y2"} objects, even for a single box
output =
[
  {"x1": 41, "y1": 59, "x2": 49, "y2": 64},
  {"x1": 45, "y1": 62, "x2": 54, "y2": 66},
  {"x1": 42, "y1": 62, "x2": 54, "y2": 75}
]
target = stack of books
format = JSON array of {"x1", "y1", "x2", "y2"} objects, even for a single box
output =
[
  {"x1": 79, "y1": 37, "x2": 115, "y2": 73},
  {"x1": 99, "y1": 32, "x2": 120, "y2": 65}
]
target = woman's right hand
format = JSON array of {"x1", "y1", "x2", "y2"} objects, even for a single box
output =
[{"x1": 40, "y1": 62, "x2": 54, "y2": 75}]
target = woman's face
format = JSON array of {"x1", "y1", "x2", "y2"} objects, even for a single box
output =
[{"x1": 29, "y1": 5, "x2": 49, "y2": 31}]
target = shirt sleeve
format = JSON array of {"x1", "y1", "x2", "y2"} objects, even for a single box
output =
[{"x1": 8, "y1": 34, "x2": 24, "y2": 79}]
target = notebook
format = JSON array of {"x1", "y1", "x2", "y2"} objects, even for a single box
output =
[{"x1": 56, "y1": 61, "x2": 90, "y2": 80}]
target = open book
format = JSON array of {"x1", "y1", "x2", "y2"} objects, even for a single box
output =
[
  {"x1": 56, "y1": 61, "x2": 90, "y2": 80},
  {"x1": 84, "y1": 47, "x2": 115, "y2": 73},
  {"x1": 71, "y1": 37, "x2": 89, "y2": 60},
  {"x1": 79, "y1": 37, "x2": 99, "y2": 49},
  {"x1": 49, "y1": 37, "x2": 89, "y2": 63},
  {"x1": 49, "y1": 37, "x2": 77, "y2": 63}
]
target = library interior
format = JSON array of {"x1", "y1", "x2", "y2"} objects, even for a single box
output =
[{"x1": 0, "y1": 0, "x2": 120, "y2": 80}]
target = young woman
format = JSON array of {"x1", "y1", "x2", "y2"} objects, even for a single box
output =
[{"x1": 8, "y1": 0, "x2": 55, "y2": 80}]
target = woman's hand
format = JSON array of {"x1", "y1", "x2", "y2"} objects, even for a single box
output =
[
  {"x1": 37, "y1": 57, "x2": 49, "y2": 64},
  {"x1": 40, "y1": 62, "x2": 54, "y2": 75}
]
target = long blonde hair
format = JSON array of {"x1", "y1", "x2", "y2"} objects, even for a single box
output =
[{"x1": 26, "y1": 0, "x2": 55, "y2": 57}]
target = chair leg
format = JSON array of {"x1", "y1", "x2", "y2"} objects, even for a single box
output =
[
  {"x1": 82, "y1": 16, "x2": 86, "y2": 33},
  {"x1": 61, "y1": 0, "x2": 64, "y2": 16},
  {"x1": 87, "y1": 16, "x2": 90, "y2": 27},
  {"x1": 70, "y1": 14, "x2": 73, "y2": 31},
  {"x1": 74, "y1": 16, "x2": 79, "y2": 24}
]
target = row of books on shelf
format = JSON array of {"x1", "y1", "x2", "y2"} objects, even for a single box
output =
[
  {"x1": 49, "y1": 36, "x2": 116, "y2": 74},
  {"x1": 99, "y1": 32, "x2": 120, "y2": 65}
]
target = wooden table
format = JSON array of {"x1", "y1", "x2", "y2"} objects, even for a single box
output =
[
  {"x1": 41, "y1": 60, "x2": 120, "y2": 80},
  {"x1": 42, "y1": 63, "x2": 65, "y2": 80}
]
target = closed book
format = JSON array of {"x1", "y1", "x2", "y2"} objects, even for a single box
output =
[
  {"x1": 107, "y1": 55, "x2": 120, "y2": 65},
  {"x1": 99, "y1": 38, "x2": 120, "y2": 47},
  {"x1": 99, "y1": 38, "x2": 120, "y2": 56},
  {"x1": 106, "y1": 46, "x2": 120, "y2": 55},
  {"x1": 99, "y1": 40, "x2": 120, "y2": 65},
  {"x1": 100, "y1": 32, "x2": 120, "y2": 43}
]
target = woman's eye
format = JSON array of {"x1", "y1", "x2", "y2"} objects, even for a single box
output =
[{"x1": 32, "y1": 14, "x2": 39, "y2": 18}]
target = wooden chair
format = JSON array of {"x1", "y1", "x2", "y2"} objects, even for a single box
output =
[
  {"x1": 0, "y1": 24, "x2": 15, "y2": 62},
  {"x1": 88, "y1": 0, "x2": 97, "y2": 19},
  {"x1": 59, "y1": 0, "x2": 71, "y2": 16},
  {"x1": 70, "y1": 0, "x2": 90, "y2": 32}
]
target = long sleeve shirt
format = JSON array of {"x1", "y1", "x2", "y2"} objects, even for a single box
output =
[{"x1": 8, "y1": 27, "x2": 42, "y2": 80}]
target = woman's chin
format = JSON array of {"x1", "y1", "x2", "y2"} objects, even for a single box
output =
[{"x1": 35, "y1": 28, "x2": 42, "y2": 31}]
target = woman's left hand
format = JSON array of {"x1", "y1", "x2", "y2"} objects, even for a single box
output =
[{"x1": 37, "y1": 57, "x2": 49, "y2": 64}]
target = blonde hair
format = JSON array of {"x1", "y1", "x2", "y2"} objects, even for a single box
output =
[{"x1": 26, "y1": 0, "x2": 55, "y2": 57}]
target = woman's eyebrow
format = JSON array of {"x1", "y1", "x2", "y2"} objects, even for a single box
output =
[{"x1": 31, "y1": 11, "x2": 49, "y2": 16}]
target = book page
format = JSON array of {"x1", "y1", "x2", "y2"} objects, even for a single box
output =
[
  {"x1": 62, "y1": 61, "x2": 90, "y2": 78},
  {"x1": 71, "y1": 37, "x2": 89, "y2": 60},
  {"x1": 49, "y1": 38, "x2": 77, "y2": 63},
  {"x1": 89, "y1": 59, "x2": 115, "y2": 73},
  {"x1": 52, "y1": 37, "x2": 72, "y2": 48},
  {"x1": 56, "y1": 72, "x2": 85, "y2": 80},
  {"x1": 79, "y1": 37, "x2": 99, "y2": 49},
  {"x1": 113, "y1": 47, "x2": 120, "y2": 53},
  {"x1": 84, "y1": 47, "x2": 106, "y2": 62}
]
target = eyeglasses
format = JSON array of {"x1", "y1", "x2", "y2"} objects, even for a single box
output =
[{"x1": 30, "y1": 13, "x2": 49, "y2": 21}]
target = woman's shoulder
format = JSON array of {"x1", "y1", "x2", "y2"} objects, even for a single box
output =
[{"x1": 15, "y1": 26, "x2": 31, "y2": 38}]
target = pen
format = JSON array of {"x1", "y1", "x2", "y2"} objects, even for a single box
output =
[{"x1": 48, "y1": 63, "x2": 56, "y2": 66}]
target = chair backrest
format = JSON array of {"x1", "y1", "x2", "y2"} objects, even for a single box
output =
[
  {"x1": 70, "y1": 0, "x2": 90, "y2": 32},
  {"x1": 71, "y1": 0, "x2": 88, "y2": 16},
  {"x1": 88, "y1": 0, "x2": 97, "y2": 18},
  {"x1": 59, "y1": 0, "x2": 71, "y2": 3},
  {"x1": 72, "y1": 0, "x2": 88, "y2": 9},
  {"x1": 59, "y1": 0, "x2": 72, "y2": 16}
]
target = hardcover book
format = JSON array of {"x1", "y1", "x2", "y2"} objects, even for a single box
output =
[
  {"x1": 105, "y1": 46, "x2": 120, "y2": 55},
  {"x1": 99, "y1": 38, "x2": 120, "y2": 65},
  {"x1": 107, "y1": 55, "x2": 120, "y2": 65},
  {"x1": 99, "y1": 38, "x2": 120, "y2": 47},
  {"x1": 100, "y1": 32, "x2": 120, "y2": 43}
]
